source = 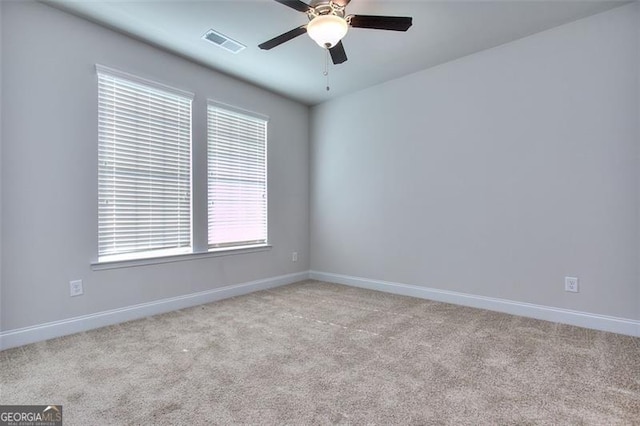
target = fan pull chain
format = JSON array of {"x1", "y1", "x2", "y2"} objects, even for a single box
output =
[{"x1": 324, "y1": 49, "x2": 330, "y2": 91}]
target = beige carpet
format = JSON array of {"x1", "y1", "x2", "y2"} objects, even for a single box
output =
[{"x1": 1, "y1": 280, "x2": 639, "y2": 425}]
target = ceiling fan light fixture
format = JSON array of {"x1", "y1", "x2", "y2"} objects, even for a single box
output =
[{"x1": 307, "y1": 14, "x2": 348, "y2": 49}]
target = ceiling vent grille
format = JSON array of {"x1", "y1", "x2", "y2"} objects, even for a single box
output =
[{"x1": 202, "y1": 29, "x2": 246, "y2": 54}]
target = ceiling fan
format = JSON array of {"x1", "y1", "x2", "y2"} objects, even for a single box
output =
[{"x1": 258, "y1": 0, "x2": 413, "y2": 65}]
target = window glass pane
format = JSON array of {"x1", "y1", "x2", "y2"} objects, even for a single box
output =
[
  {"x1": 98, "y1": 69, "x2": 192, "y2": 261},
  {"x1": 207, "y1": 104, "x2": 267, "y2": 248}
]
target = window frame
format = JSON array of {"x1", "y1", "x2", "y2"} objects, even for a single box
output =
[
  {"x1": 91, "y1": 67, "x2": 273, "y2": 270},
  {"x1": 95, "y1": 65, "x2": 194, "y2": 264}
]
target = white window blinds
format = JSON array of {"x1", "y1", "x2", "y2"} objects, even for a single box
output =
[
  {"x1": 97, "y1": 66, "x2": 193, "y2": 261},
  {"x1": 207, "y1": 103, "x2": 268, "y2": 248}
]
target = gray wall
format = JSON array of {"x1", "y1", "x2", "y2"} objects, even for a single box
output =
[
  {"x1": 0, "y1": 1, "x2": 310, "y2": 331},
  {"x1": 311, "y1": 3, "x2": 640, "y2": 320}
]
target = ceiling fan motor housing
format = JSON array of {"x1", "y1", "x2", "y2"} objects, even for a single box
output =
[{"x1": 307, "y1": 1, "x2": 346, "y2": 20}]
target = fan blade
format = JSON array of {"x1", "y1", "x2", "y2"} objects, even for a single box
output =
[
  {"x1": 259, "y1": 25, "x2": 307, "y2": 50},
  {"x1": 348, "y1": 15, "x2": 413, "y2": 31},
  {"x1": 274, "y1": 0, "x2": 312, "y2": 13},
  {"x1": 332, "y1": 0, "x2": 351, "y2": 6},
  {"x1": 329, "y1": 41, "x2": 348, "y2": 64}
]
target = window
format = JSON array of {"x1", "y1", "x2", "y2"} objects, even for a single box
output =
[
  {"x1": 207, "y1": 103, "x2": 268, "y2": 249},
  {"x1": 97, "y1": 66, "x2": 193, "y2": 262},
  {"x1": 94, "y1": 66, "x2": 269, "y2": 266}
]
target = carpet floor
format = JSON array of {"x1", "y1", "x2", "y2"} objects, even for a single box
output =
[{"x1": 1, "y1": 280, "x2": 639, "y2": 425}]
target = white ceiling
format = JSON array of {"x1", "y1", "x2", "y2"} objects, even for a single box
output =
[{"x1": 47, "y1": 0, "x2": 628, "y2": 105}]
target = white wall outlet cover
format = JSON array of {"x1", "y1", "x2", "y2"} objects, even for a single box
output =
[
  {"x1": 70, "y1": 280, "x2": 84, "y2": 297},
  {"x1": 565, "y1": 277, "x2": 579, "y2": 293},
  {"x1": 292, "y1": 252, "x2": 298, "y2": 262}
]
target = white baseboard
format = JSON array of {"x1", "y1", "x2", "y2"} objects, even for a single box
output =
[
  {"x1": 309, "y1": 271, "x2": 640, "y2": 337},
  {"x1": 3, "y1": 270, "x2": 637, "y2": 351},
  {"x1": 0, "y1": 271, "x2": 310, "y2": 351}
]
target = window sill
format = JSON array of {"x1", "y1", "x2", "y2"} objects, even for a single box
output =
[{"x1": 91, "y1": 244, "x2": 272, "y2": 271}]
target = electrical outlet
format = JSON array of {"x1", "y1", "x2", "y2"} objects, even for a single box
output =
[
  {"x1": 70, "y1": 280, "x2": 84, "y2": 297},
  {"x1": 565, "y1": 276, "x2": 579, "y2": 293},
  {"x1": 292, "y1": 252, "x2": 298, "y2": 262}
]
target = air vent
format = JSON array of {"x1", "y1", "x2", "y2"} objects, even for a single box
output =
[{"x1": 202, "y1": 29, "x2": 246, "y2": 54}]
